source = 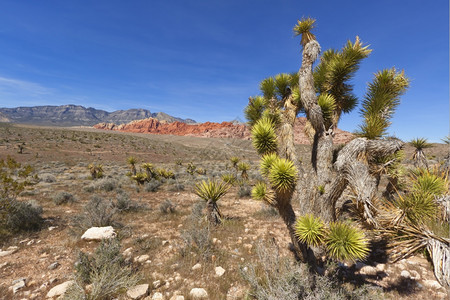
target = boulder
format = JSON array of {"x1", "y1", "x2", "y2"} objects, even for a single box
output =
[
  {"x1": 81, "y1": 226, "x2": 116, "y2": 241},
  {"x1": 189, "y1": 288, "x2": 208, "y2": 299},
  {"x1": 46, "y1": 280, "x2": 74, "y2": 298},
  {"x1": 127, "y1": 284, "x2": 149, "y2": 300}
]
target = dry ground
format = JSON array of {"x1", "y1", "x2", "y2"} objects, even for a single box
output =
[{"x1": 0, "y1": 123, "x2": 449, "y2": 299}]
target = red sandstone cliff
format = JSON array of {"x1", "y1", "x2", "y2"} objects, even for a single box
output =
[{"x1": 93, "y1": 117, "x2": 354, "y2": 144}]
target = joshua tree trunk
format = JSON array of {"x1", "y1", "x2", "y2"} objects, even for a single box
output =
[{"x1": 206, "y1": 200, "x2": 222, "y2": 225}]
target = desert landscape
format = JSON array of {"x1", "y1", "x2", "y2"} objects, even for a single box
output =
[
  {"x1": 0, "y1": 120, "x2": 449, "y2": 299},
  {"x1": 0, "y1": 2, "x2": 448, "y2": 300}
]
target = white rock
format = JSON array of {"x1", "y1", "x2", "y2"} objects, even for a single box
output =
[
  {"x1": 423, "y1": 280, "x2": 442, "y2": 289},
  {"x1": 215, "y1": 266, "x2": 226, "y2": 277},
  {"x1": 46, "y1": 280, "x2": 74, "y2": 298},
  {"x1": 81, "y1": 226, "x2": 116, "y2": 241},
  {"x1": 400, "y1": 270, "x2": 411, "y2": 278},
  {"x1": 134, "y1": 254, "x2": 150, "y2": 263},
  {"x1": 191, "y1": 263, "x2": 201, "y2": 271},
  {"x1": 12, "y1": 278, "x2": 26, "y2": 294},
  {"x1": 375, "y1": 264, "x2": 385, "y2": 272},
  {"x1": 127, "y1": 284, "x2": 149, "y2": 300},
  {"x1": 152, "y1": 292, "x2": 164, "y2": 299},
  {"x1": 0, "y1": 246, "x2": 18, "y2": 257},
  {"x1": 153, "y1": 280, "x2": 162, "y2": 289},
  {"x1": 170, "y1": 296, "x2": 184, "y2": 300},
  {"x1": 123, "y1": 247, "x2": 133, "y2": 257},
  {"x1": 189, "y1": 288, "x2": 208, "y2": 299},
  {"x1": 359, "y1": 265, "x2": 377, "y2": 276}
]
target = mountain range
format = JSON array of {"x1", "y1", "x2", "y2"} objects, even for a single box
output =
[{"x1": 0, "y1": 105, "x2": 196, "y2": 126}]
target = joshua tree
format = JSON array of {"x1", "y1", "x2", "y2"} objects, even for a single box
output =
[
  {"x1": 246, "y1": 17, "x2": 409, "y2": 263},
  {"x1": 410, "y1": 137, "x2": 432, "y2": 169},
  {"x1": 230, "y1": 156, "x2": 240, "y2": 169},
  {"x1": 194, "y1": 179, "x2": 230, "y2": 225},
  {"x1": 141, "y1": 163, "x2": 156, "y2": 179},
  {"x1": 237, "y1": 162, "x2": 250, "y2": 180},
  {"x1": 127, "y1": 156, "x2": 138, "y2": 176},
  {"x1": 88, "y1": 163, "x2": 104, "y2": 179}
]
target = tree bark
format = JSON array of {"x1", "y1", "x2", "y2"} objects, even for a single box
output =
[{"x1": 206, "y1": 200, "x2": 221, "y2": 225}]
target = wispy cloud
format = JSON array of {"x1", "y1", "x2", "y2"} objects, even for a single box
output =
[{"x1": 0, "y1": 76, "x2": 53, "y2": 97}]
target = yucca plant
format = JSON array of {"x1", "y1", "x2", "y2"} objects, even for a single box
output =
[
  {"x1": 295, "y1": 214, "x2": 326, "y2": 247},
  {"x1": 132, "y1": 172, "x2": 149, "y2": 185},
  {"x1": 186, "y1": 162, "x2": 196, "y2": 175},
  {"x1": 293, "y1": 17, "x2": 316, "y2": 47},
  {"x1": 441, "y1": 135, "x2": 450, "y2": 145},
  {"x1": 127, "y1": 156, "x2": 138, "y2": 176},
  {"x1": 194, "y1": 179, "x2": 230, "y2": 225},
  {"x1": 260, "y1": 153, "x2": 278, "y2": 176},
  {"x1": 88, "y1": 163, "x2": 104, "y2": 179},
  {"x1": 410, "y1": 138, "x2": 432, "y2": 168},
  {"x1": 221, "y1": 173, "x2": 236, "y2": 185},
  {"x1": 237, "y1": 162, "x2": 250, "y2": 180},
  {"x1": 141, "y1": 163, "x2": 156, "y2": 179},
  {"x1": 251, "y1": 117, "x2": 278, "y2": 155},
  {"x1": 251, "y1": 181, "x2": 275, "y2": 206},
  {"x1": 326, "y1": 221, "x2": 370, "y2": 262},
  {"x1": 229, "y1": 157, "x2": 240, "y2": 169},
  {"x1": 268, "y1": 157, "x2": 298, "y2": 195}
]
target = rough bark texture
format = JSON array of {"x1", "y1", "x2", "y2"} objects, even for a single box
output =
[
  {"x1": 206, "y1": 200, "x2": 221, "y2": 225},
  {"x1": 277, "y1": 201, "x2": 316, "y2": 266}
]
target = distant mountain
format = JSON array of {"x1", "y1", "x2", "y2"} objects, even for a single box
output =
[{"x1": 0, "y1": 104, "x2": 195, "y2": 126}]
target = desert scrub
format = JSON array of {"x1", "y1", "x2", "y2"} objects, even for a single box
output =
[
  {"x1": 179, "y1": 201, "x2": 213, "y2": 260},
  {"x1": 241, "y1": 242, "x2": 382, "y2": 300},
  {"x1": 72, "y1": 196, "x2": 117, "y2": 231},
  {"x1": 114, "y1": 191, "x2": 141, "y2": 212},
  {"x1": 65, "y1": 238, "x2": 140, "y2": 300},
  {"x1": 3, "y1": 199, "x2": 43, "y2": 233},
  {"x1": 53, "y1": 191, "x2": 77, "y2": 205},
  {"x1": 159, "y1": 199, "x2": 176, "y2": 214},
  {"x1": 144, "y1": 179, "x2": 161, "y2": 192}
]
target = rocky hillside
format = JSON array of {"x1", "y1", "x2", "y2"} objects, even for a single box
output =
[
  {"x1": 94, "y1": 117, "x2": 354, "y2": 144},
  {"x1": 0, "y1": 105, "x2": 195, "y2": 126}
]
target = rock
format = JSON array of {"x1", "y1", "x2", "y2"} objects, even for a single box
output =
[
  {"x1": 400, "y1": 270, "x2": 411, "y2": 278},
  {"x1": 169, "y1": 296, "x2": 184, "y2": 300},
  {"x1": 226, "y1": 285, "x2": 244, "y2": 299},
  {"x1": 47, "y1": 262, "x2": 60, "y2": 270},
  {"x1": 359, "y1": 265, "x2": 377, "y2": 276},
  {"x1": 0, "y1": 246, "x2": 18, "y2": 257},
  {"x1": 189, "y1": 288, "x2": 208, "y2": 299},
  {"x1": 410, "y1": 270, "x2": 420, "y2": 280},
  {"x1": 127, "y1": 284, "x2": 149, "y2": 300},
  {"x1": 243, "y1": 243, "x2": 253, "y2": 253},
  {"x1": 81, "y1": 226, "x2": 116, "y2": 241},
  {"x1": 153, "y1": 280, "x2": 162, "y2": 289},
  {"x1": 134, "y1": 255, "x2": 150, "y2": 263},
  {"x1": 355, "y1": 262, "x2": 366, "y2": 270},
  {"x1": 215, "y1": 266, "x2": 226, "y2": 277},
  {"x1": 94, "y1": 117, "x2": 353, "y2": 145},
  {"x1": 152, "y1": 292, "x2": 164, "y2": 299},
  {"x1": 12, "y1": 278, "x2": 26, "y2": 294},
  {"x1": 375, "y1": 264, "x2": 385, "y2": 272},
  {"x1": 191, "y1": 263, "x2": 201, "y2": 271},
  {"x1": 123, "y1": 247, "x2": 133, "y2": 257},
  {"x1": 46, "y1": 280, "x2": 74, "y2": 298},
  {"x1": 423, "y1": 280, "x2": 442, "y2": 289}
]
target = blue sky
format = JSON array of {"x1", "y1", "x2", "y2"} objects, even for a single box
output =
[{"x1": 0, "y1": 1, "x2": 448, "y2": 142}]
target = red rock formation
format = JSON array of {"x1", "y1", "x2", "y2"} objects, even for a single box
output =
[{"x1": 93, "y1": 117, "x2": 354, "y2": 144}]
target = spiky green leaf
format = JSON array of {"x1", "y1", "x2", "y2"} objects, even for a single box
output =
[
  {"x1": 269, "y1": 157, "x2": 298, "y2": 193},
  {"x1": 295, "y1": 214, "x2": 326, "y2": 247},
  {"x1": 251, "y1": 117, "x2": 278, "y2": 155},
  {"x1": 326, "y1": 222, "x2": 370, "y2": 262}
]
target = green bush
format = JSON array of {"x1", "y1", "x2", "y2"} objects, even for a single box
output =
[{"x1": 53, "y1": 191, "x2": 76, "y2": 205}]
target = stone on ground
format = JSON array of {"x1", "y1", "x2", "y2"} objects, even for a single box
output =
[{"x1": 81, "y1": 226, "x2": 116, "y2": 241}]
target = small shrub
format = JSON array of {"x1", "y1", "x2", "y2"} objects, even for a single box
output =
[
  {"x1": 95, "y1": 178, "x2": 118, "y2": 192},
  {"x1": 114, "y1": 192, "x2": 140, "y2": 212},
  {"x1": 168, "y1": 183, "x2": 185, "y2": 192},
  {"x1": 144, "y1": 179, "x2": 161, "y2": 192},
  {"x1": 67, "y1": 239, "x2": 139, "y2": 299},
  {"x1": 53, "y1": 191, "x2": 76, "y2": 205},
  {"x1": 159, "y1": 199, "x2": 176, "y2": 214},
  {"x1": 83, "y1": 184, "x2": 95, "y2": 193},
  {"x1": 39, "y1": 173, "x2": 56, "y2": 183},
  {"x1": 6, "y1": 199, "x2": 43, "y2": 232},
  {"x1": 73, "y1": 196, "x2": 117, "y2": 231},
  {"x1": 238, "y1": 185, "x2": 252, "y2": 198}
]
